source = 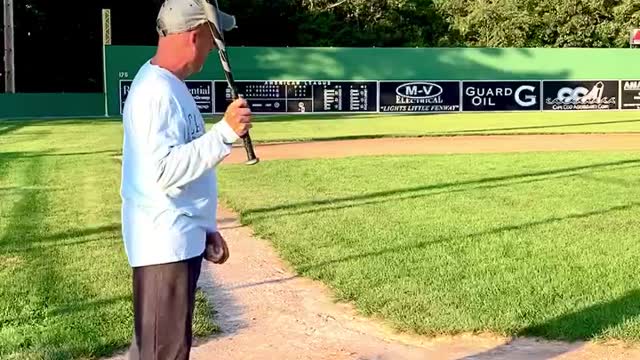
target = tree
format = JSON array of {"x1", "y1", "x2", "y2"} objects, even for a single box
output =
[
  {"x1": 436, "y1": 0, "x2": 640, "y2": 48},
  {"x1": 4, "y1": 0, "x2": 640, "y2": 93}
]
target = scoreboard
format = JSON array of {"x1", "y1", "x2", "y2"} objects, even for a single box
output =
[
  {"x1": 214, "y1": 80, "x2": 378, "y2": 114},
  {"x1": 117, "y1": 78, "x2": 635, "y2": 115}
]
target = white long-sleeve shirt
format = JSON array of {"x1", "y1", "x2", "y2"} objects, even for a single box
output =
[{"x1": 120, "y1": 60, "x2": 239, "y2": 268}]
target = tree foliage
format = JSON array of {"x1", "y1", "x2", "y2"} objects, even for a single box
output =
[
  {"x1": 2, "y1": 0, "x2": 640, "y2": 92},
  {"x1": 436, "y1": 0, "x2": 640, "y2": 48}
]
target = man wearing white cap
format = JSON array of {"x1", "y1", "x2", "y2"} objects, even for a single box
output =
[{"x1": 119, "y1": 0, "x2": 250, "y2": 358}]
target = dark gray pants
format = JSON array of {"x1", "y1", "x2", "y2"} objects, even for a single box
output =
[{"x1": 127, "y1": 253, "x2": 204, "y2": 360}]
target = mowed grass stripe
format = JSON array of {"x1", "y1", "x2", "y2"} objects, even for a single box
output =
[
  {"x1": 240, "y1": 111, "x2": 640, "y2": 142},
  {"x1": 217, "y1": 151, "x2": 640, "y2": 342},
  {"x1": 0, "y1": 145, "x2": 216, "y2": 358},
  {"x1": 0, "y1": 152, "x2": 127, "y2": 359},
  {"x1": 2, "y1": 112, "x2": 640, "y2": 357},
  {"x1": 3, "y1": 111, "x2": 640, "y2": 149}
]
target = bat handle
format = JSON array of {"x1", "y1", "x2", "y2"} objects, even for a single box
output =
[
  {"x1": 229, "y1": 86, "x2": 259, "y2": 165},
  {"x1": 242, "y1": 133, "x2": 259, "y2": 165}
]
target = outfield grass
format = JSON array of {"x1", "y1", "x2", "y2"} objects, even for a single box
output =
[
  {"x1": 0, "y1": 125, "x2": 217, "y2": 358},
  {"x1": 2, "y1": 111, "x2": 640, "y2": 356},
  {"x1": 2, "y1": 110, "x2": 640, "y2": 146},
  {"x1": 240, "y1": 111, "x2": 640, "y2": 141},
  {"x1": 217, "y1": 151, "x2": 640, "y2": 342}
]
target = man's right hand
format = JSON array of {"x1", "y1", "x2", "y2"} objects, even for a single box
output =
[{"x1": 224, "y1": 98, "x2": 252, "y2": 137}]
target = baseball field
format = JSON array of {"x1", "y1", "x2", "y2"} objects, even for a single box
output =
[{"x1": 3, "y1": 111, "x2": 640, "y2": 358}]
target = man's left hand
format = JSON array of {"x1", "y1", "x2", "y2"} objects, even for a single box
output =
[{"x1": 205, "y1": 231, "x2": 230, "y2": 264}]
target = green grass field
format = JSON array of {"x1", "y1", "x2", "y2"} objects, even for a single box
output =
[
  {"x1": 233, "y1": 111, "x2": 640, "y2": 141},
  {"x1": 0, "y1": 126, "x2": 216, "y2": 358},
  {"x1": 2, "y1": 111, "x2": 640, "y2": 357},
  {"x1": 218, "y1": 152, "x2": 640, "y2": 342},
  {"x1": 3, "y1": 110, "x2": 640, "y2": 145}
]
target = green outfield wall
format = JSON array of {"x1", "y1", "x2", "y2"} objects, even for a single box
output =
[
  {"x1": 0, "y1": 93, "x2": 104, "y2": 119},
  {"x1": 1, "y1": 47, "x2": 639, "y2": 119},
  {"x1": 105, "y1": 46, "x2": 640, "y2": 115}
]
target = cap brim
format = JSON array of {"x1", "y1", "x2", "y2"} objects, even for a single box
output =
[{"x1": 205, "y1": 3, "x2": 236, "y2": 32}]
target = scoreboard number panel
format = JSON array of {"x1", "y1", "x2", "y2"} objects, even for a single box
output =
[
  {"x1": 312, "y1": 82, "x2": 377, "y2": 112},
  {"x1": 214, "y1": 80, "x2": 377, "y2": 114},
  {"x1": 214, "y1": 81, "x2": 286, "y2": 113}
]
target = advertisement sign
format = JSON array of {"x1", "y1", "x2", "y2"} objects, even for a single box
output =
[
  {"x1": 118, "y1": 78, "x2": 630, "y2": 115},
  {"x1": 214, "y1": 80, "x2": 377, "y2": 113},
  {"x1": 119, "y1": 80, "x2": 131, "y2": 113},
  {"x1": 119, "y1": 80, "x2": 214, "y2": 114},
  {"x1": 621, "y1": 80, "x2": 640, "y2": 110},
  {"x1": 462, "y1": 81, "x2": 541, "y2": 111},
  {"x1": 631, "y1": 29, "x2": 640, "y2": 46},
  {"x1": 543, "y1": 80, "x2": 619, "y2": 111},
  {"x1": 378, "y1": 81, "x2": 461, "y2": 113},
  {"x1": 186, "y1": 81, "x2": 215, "y2": 114}
]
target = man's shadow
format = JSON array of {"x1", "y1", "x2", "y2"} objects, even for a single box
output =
[{"x1": 460, "y1": 289, "x2": 640, "y2": 359}]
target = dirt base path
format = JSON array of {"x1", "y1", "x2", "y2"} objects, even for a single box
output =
[
  {"x1": 223, "y1": 134, "x2": 640, "y2": 164},
  {"x1": 108, "y1": 135, "x2": 640, "y2": 359},
  {"x1": 109, "y1": 205, "x2": 640, "y2": 360},
  {"x1": 193, "y1": 208, "x2": 506, "y2": 360},
  {"x1": 106, "y1": 207, "x2": 640, "y2": 360}
]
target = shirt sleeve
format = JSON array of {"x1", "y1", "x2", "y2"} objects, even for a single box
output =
[{"x1": 145, "y1": 92, "x2": 240, "y2": 192}]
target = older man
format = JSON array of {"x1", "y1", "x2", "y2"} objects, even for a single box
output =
[{"x1": 119, "y1": 0, "x2": 250, "y2": 358}]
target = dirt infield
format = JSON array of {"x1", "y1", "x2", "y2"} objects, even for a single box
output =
[
  {"x1": 108, "y1": 134, "x2": 640, "y2": 359},
  {"x1": 196, "y1": 207, "x2": 640, "y2": 360},
  {"x1": 223, "y1": 134, "x2": 640, "y2": 164},
  {"x1": 200, "y1": 208, "x2": 640, "y2": 360},
  {"x1": 108, "y1": 206, "x2": 640, "y2": 360}
]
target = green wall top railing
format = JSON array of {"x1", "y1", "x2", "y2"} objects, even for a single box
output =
[{"x1": 105, "y1": 46, "x2": 640, "y2": 115}]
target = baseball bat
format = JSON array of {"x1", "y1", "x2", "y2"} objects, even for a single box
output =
[{"x1": 201, "y1": 0, "x2": 259, "y2": 165}]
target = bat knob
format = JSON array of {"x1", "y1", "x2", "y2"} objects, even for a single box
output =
[{"x1": 245, "y1": 158, "x2": 260, "y2": 166}]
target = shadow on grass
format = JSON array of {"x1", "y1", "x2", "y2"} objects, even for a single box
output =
[
  {"x1": 227, "y1": 155, "x2": 640, "y2": 272},
  {"x1": 459, "y1": 290, "x2": 640, "y2": 359},
  {"x1": 48, "y1": 296, "x2": 129, "y2": 317},
  {"x1": 2, "y1": 295, "x2": 129, "y2": 326},
  {"x1": 296, "y1": 201, "x2": 640, "y2": 273},
  {"x1": 33, "y1": 224, "x2": 119, "y2": 244},
  {"x1": 0, "y1": 116, "x2": 122, "y2": 124},
  {"x1": 245, "y1": 170, "x2": 594, "y2": 221},
  {"x1": 1, "y1": 224, "x2": 121, "y2": 253},
  {"x1": 275, "y1": 157, "x2": 640, "y2": 273},
  {"x1": 0, "y1": 123, "x2": 26, "y2": 136},
  {"x1": 0, "y1": 155, "x2": 83, "y2": 355},
  {"x1": 0, "y1": 186, "x2": 64, "y2": 195},
  {"x1": 521, "y1": 289, "x2": 640, "y2": 341},
  {"x1": 244, "y1": 133, "x2": 397, "y2": 145},
  {"x1": 0, "y1": 150, "x2": 119, "y2": 159},
  {"x1": 0, "y1": 153, "x2": 128, "y2": 359},
  {"x1": 224, "y1": 275, "x2": 299, "y2": 291},
  {"x1": 243, "y1": 158, "x2": 640, "y2": 218},
  {"x1": 444, "y1": 118, "x2": 640, "y2": 134}
]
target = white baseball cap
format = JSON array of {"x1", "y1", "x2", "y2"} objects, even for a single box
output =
[{"x1": 156, "y1": 0, "x2": 236, "y2": 36}]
